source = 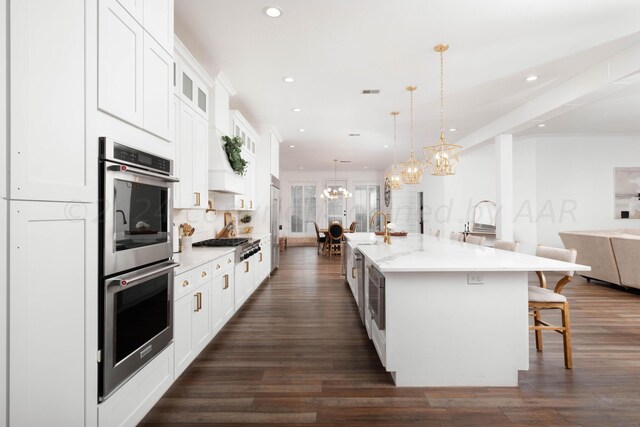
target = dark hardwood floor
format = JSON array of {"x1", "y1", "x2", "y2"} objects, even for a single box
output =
[{"x1": 141, "y1": 246, "x2": 640, "y2": 426}]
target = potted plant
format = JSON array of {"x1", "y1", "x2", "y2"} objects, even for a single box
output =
[
  {"x1": 221, "y1": 135, "x2": 248, "y2": 176},
  {"x1": 240, "y1": 214, "x2": 253, "y2": 234}
]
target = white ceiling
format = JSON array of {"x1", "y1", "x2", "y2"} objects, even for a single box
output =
[{"x1": 175, "y1": 0, "x2": 640, "y2": 171}]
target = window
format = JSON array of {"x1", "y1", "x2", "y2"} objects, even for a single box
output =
[
  {"x1": 354, "y1": 184, "x2": 381, "y2": 232},
  {"x1": 291, "y1": 184, "x2": 317, "y2": 233},
  {"x1": 325, "y1": 180, "x2": 347, "y2": 226}
]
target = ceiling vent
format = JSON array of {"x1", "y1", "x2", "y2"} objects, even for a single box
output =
[
  {"x1": 362, "y1": 89, "x2": 380, "y2": 94},
  {"x1": 348, "y1": 133, "x2": 361, "y2": 137},
  {"x1": 340, "y1": 160, "x2": 351, "y2": 163}
]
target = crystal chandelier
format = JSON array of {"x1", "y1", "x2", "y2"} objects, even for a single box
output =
[
  {"x1": 423, "y1": 44, "x2": 462, "y2": 176},
  {"x1": 385, "y1": 111, "x2": 403, "y2": 190},
  {"x1": 320, "y1": 159, "x2": 352, "y2": 199},
  {"x1": 400, "y1": 86, "x2": 424, "y2": 184}
]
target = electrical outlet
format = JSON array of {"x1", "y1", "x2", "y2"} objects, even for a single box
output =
[{"x1": 467, "y1": 273, "x2": 484, "y2": 285}]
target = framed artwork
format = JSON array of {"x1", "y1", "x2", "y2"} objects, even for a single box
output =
[{"x1": 614, "y1": 167, "x2": 640, "y2": 219}]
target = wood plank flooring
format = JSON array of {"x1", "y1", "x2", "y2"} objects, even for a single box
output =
[{"x1": 141, "y1": 246, "x2": 640, "y2": 426}]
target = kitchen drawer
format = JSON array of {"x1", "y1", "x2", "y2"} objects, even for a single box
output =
[
  {"x1": 195, "y1": 263, "x2": 212, "y2": 286},
  {"x1": 212, "y1": 254, "x2": 234, "y2": 275},
  {"x1": 174, "y1": 270, "x2": 195, "y2": 301}
]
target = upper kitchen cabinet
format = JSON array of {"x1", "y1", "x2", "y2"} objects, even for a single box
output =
[
  {"x1": 173, "y1": 37, "x2": 212, "y2": 209},
  {"x1": 116, "y1": 0, "x2": 143, "y2": 23},
  {"x1": 99, "y1": 0, "x2": 174, "y2": 141},
  {"x1": 10, "y1": 0, "x2": 98, "y2": 202},
  {"x1": 142, "y1": 0, "x2": 173, "y2": 54},
  {"x1": 175, "y1": 38, "x2": 209, "y2": 120},
  {"x1": 270, "y1": 129, "x2": 282, "y2": 179}
]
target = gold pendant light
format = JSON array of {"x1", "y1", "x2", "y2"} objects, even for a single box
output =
[
  {"x1": 424, "y1": 44, "x2": 462, "y2": 176},
  {"x1": 320, "y1": 159, "x2": 352, "y2": 199},
  {"x1": 400, "y1": 86, "x2": 424, "y2": 184},
  {"x1": 385, "y1": 111, "x2": 403, "y2": 190}
]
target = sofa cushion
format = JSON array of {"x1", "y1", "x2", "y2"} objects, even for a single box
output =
[
  {"x1": 559, "y1": 231, "x2": 621, "y2": 285},
  {"x1": 610, "y1": 235, "x2": 640, "y2": 289}
]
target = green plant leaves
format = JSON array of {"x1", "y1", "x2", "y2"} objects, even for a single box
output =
[{"x1": 221, "y1": 135, "x2": 248, "y2": 176}]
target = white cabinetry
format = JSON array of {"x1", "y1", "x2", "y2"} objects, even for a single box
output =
[
  {"x1": 210, "y1": 256, "x2": 235, "y2": 335},
  {"x1": 98, "y1": 0, "x2": 144, "y2": 127},
  {"x1": 234, "y1": 256, "x2": 257, "y2": 309},
  {"x1": 257, "y1": 238, "x2": 271, "y2": 284},
  {"x1": 10, "y1": 0, "x2": 97, "y2": 202},
  {"x1": 270, "y1": 129, "x2": 282, "y2": 179},
  {"x1": 142, "y1": 0, "x2": 173, "y2": 53},
  {"x1": 9, "y1": 201, "x2": 97, "y2": 427},
  {"x1": 99, "y1": 0, "x2": 174, "y2": 141},
  {"x1": 174, "y1": 265, "x2": 212, "y2": 378},
  {"x1": 143, "y1": 33, "x2": 173, "y2": 140},
  {"x1": 175, "y1": 38, "x2": 209, "y2": 120},
  {"x1": 175, "y1": 101, "x2": 208, "y2": 209}
]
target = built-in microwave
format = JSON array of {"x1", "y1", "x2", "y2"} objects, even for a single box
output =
[
  {"x1": 100, "y1": 137, "x2": 179, "y2": 276},
  {"x1": 368, "y1": 265, "x2": 385, "y2": 330}
]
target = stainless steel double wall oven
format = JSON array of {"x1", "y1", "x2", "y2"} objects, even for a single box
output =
[{"x1": 99, "y1": 137, "x2": 179, "y2": 400}]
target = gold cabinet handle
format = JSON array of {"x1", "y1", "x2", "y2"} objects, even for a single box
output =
[
  {"x1": 352, "y1": 267, "x2": 356, "y2": 279},
  {"x1": 250, "y1": 200, "x2": 253, "y2": 209},
  {"x1": 245, "y1": 261, "x2": 249, "y2": 273},
  {"x1": 228, "y1": 259, "x2": 232, "y2": 264},
  {"x1": 201, "y1": 271, "x2": 207, "y2": 278},
  {"x1": 182, "y1": 280, "x2": 189, "y2": 287},
  {"x1": 259, "y1": 253, "x2": 263, "y2": 262},
  {"x1": 194, "y1": 192, "x2": 201, "y2": 206},
  {"x1": 241, "y1": 199, "x2": 245, "y2": 209},
  {"x1": 223, "y1": 274, "x2": 229, "y2": 289},
  {"x1": 216, "y1": 264, "x2": 221, "y2": 270},
  {"x1": 194, "y1": 293, "x2": 199, "y2": 312}
]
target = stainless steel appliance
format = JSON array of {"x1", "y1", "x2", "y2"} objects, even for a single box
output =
[
  {"x1": 100, "y1": 137, "x2": 179, "y2": 276},
  {"x1": 101, "y1": 261, "x2": 177, "y2": 399},
  {"x1": 193, "y1": 237, "x2": 261, "y2": 263},
  {"x1": 270, "y1": 175, "x2": 280, "y2": 272},
  {"x1": 354, "y1": 249, "x2": 365, "y2": 323},
  {"x1": 99, "y1": 138, "x2": 179, "y2": 400},
  {"x1": 368, "y1": 265, "x2": 385, "y2": 330}
]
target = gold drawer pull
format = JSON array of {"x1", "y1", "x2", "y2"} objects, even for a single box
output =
[
  {"x1": 250, "y1": 200, "x2": 253, "y2": 209},
  {"x1": 227, "y1": 259, "x2": 232, "y2": 264},
  {"x1": 245, "y1": 261, "x2": 249, "y2": 273},
  {"x1": 201, "y1": 271, "x2": 207, "y2": 278},
  {"x1": 216, "y1": 264, "x2": 221, "y2": 270},
  {"x1": 194, "y1": 192, "x2": 201, "y2": 206},
  {"x1": 182, "y1": 280, "x2": 189, "y2": 287},
  {"x1": 223, "y1": 274, "x2": 229, "y2": 289},
  {"x1": 352, "y1": 267, "x2": 356, "y2": 279},
  {"x1": 194, "y1": 293, "x2": 199, "y2": 312},
  {"x1": 259, "y1": 253, "x2": 263, "y2": 262}
]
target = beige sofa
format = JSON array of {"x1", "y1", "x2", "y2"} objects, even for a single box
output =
[{"x1": 559, "y1": 229, "x2": 640, "y2": 290}]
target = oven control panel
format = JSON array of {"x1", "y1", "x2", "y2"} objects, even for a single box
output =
[{"x1": 100, "y1": 137, "x2": 172, "y2": 175}]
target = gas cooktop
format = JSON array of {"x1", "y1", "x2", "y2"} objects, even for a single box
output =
[{"x1": 193, "y1": 238, "x2": 249, "y2": 247}]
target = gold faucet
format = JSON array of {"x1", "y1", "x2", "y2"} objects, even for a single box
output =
[{"x1": 370, "y1": 211, "x2": 391, "y2": 244}]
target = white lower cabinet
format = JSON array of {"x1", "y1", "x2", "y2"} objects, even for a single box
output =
[
  {"x1": 174, "y1": 267, "x2": 211, "y2": 378},
  {"x1": 9, "y1": 201, "x2": 97, "y2": 427},
  {"x1": 258, "y1": 238, "x2": 271, "y2": 283},
  {"x1": 234, "y1": 256, "x2": 256, "y2": 309},
  {"x1": 211, "y1": 266, "x2": 234, "y2": 335}
]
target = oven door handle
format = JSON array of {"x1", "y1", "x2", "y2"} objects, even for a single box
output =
[
  {"x1": 108, "y1": 164, "x2": 180, "y2": 183},
  {"x1": 109, "y1": 262, "x2": 180, "y2": 289}
]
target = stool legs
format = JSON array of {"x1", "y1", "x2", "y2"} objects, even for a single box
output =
[{"x1": 562, "y1": 302, "x2": 572, "y2": 369}]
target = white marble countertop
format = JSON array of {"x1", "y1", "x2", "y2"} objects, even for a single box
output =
[
  {"x1": 345, "y1": 233, "x2": 590, "y2": 273},
  {"x1": 237, "y1": 232, "x2": 272, "y2": 241},
  {"x1": 172, "y1": 247, "x2": 235, "y2": 275}
]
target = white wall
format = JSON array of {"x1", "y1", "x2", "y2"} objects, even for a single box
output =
[
  {"x1": 280, "y1": 169, "x2": 384, "y2": 236},
  {"x1": 513, "y1": 140, "x2": 538, "y2": 254},
  {"x1": 533, "y1": 135, "x2": 640, "y2": 247}
]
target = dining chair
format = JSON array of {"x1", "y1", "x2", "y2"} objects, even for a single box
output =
[
  {"x1": 313, "y1": 222, "x2": 326, "y2": 255},
  {"x1": 327, "y1": 223, "x2": 344, "y2": 258},
  {"x1": 426, "y1": 229, "x2": 440, "y2": 238},
  {"x1": 450, "y1": 231, "x2": 464, "y2": 241},
  {"x1": 529, "y1": 245, "x2": 577, "y2": 369},
  {"x1": 465, "y1": 235, "x2": 486, "y2": 246},
  {"x1": 494, "y1": 239, "x2": 520, "y2": 252}
]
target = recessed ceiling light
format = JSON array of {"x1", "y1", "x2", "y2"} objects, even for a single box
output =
[
  {"x1": 298, "y1": 128, "x2": 306, "y2": 132},
  {"x1": 289, "y1": 145, "x2": 295, "y2": 148},
  {"x1": 263, "y1": 6, "x2": 283, "y2": 18},
  {"x1": 364, "y1": 166, "x2": 368, "y2": 169},
  {"x1": 537, "y1": 123, "x2": 546, "y2": 128},
  {"x1": 449, "y1": 128, "x2": 457, "y2": 132},
  {"x1": 526, "y1": 75, "x2": 539, "y2": 82},
  {"x1": 299, "y1": 166, "x2": 304, "y2": 170},
  {"x1": 292, "y1": 107, "x2": 301, "y2": 112},
  {"x1": 282, "y1": 76, "x2": 295, "y2": 83},
  {"x1": 383, "y1": 145, "x2": 389, "y2": 148}
]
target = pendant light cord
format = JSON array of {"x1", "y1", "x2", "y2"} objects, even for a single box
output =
[
  {"x1": 440, "y1": 49, "x2": 445, "y2": 143},
  {"x1": 410, "y1": 89, "x2": 414, "y2": 153}
]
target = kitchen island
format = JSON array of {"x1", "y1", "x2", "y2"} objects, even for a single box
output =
[{"x1": 344, "y1": 233, "x2": 590, "y2": 387}]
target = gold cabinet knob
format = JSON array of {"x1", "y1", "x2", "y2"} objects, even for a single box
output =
[
  {"x1": 182, "y1": 280, "x2": 189, "y2": 287},
  {"x1": 201, "y1": 271, "x2": 207, "y2": 278},
  {"x1": 216, "y1": 264, "x2": 221, "y2": 270}
]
